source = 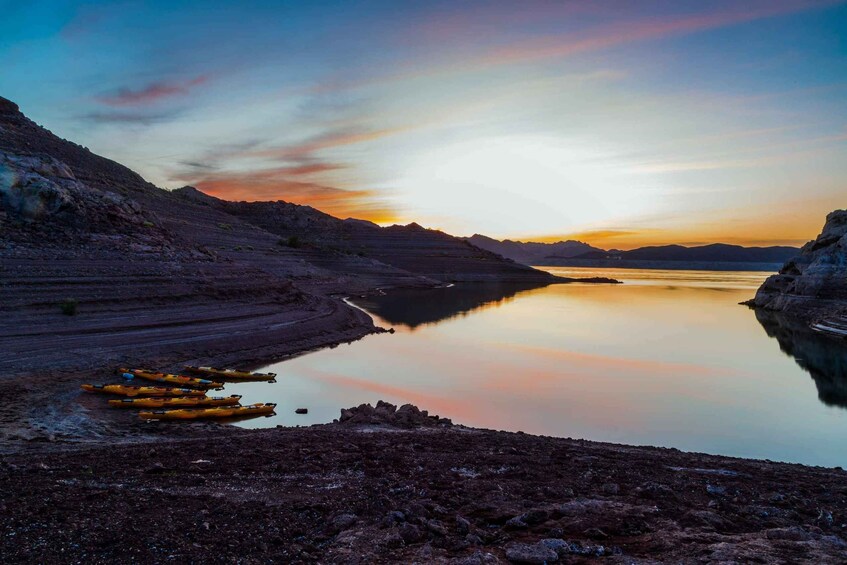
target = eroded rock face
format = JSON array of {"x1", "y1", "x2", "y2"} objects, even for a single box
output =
[
  {"x1": 0, "y1": 151, "x2": 151, "y2": 231},
  {"x1": 754, "y1": 210, "x2": 847, "y2": 320}
]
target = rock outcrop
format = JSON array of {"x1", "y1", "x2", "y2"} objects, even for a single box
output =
[
  {"x1": 336, "y1": 401, "x2": 453, "y2": 428},
  {"x1": 754, "y1": 210, "x2": 847, "y2": 322},
  {"x1": 0, "y1": 151, "x2": 153, "y2": 233}
]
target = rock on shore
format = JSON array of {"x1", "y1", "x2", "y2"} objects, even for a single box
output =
[
  {"x1": 336, "y1": 400, "x2": 453, "y2": 428},
  {"x1": 754, "y1": 209, "x2": 847, "y2": 322}
]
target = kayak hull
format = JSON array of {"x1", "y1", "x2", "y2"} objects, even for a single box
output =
[
  {"x1": 184, "y1": 366, "x2": 276, "y2": 382},
  {"x1": 139, "y1": 403, "x2": 277, "y2": 420},
  {"x1": 121, "y1": 368, "x2": 223, "y2": 389},
  {"x1": 81, "y1": 384, "x2": 206, "y2": 397},
  {"x1": 109, "y1": 395, "x2": 241, "y2": 408}
]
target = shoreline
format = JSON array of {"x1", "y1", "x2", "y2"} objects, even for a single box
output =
[
  {"x1": 4, "y1": 413, "x2": 847, "y2": 563},
  {"x1": 4, "y1": 287, "x2": 847, "y2": 561}
]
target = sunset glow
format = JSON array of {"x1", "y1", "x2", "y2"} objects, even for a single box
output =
[{"x1": 2, "y1": 0, "x2": 844, "y2": 247}]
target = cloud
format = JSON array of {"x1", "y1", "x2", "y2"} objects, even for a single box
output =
[
  {"x1": 275, "y1": 162, "x2": 347, "y2": 176},
  {"x1": 250, "y1": 127, "x2": 405, "y2": 160},
  {"x1": 474, "y1": 1, "x2": 837, "y2": 69},
  {"x1": 79, "y1": 110, "x2": 182, "y2": 125},
  {"x1": 188, "y1": 168, "x2": 398, "y2": 223},
  {"x1": 170, "y1": 125, "x2": 396, "y2": 221},
  {"x1": 315, "y1": 0, "x2": 838, "y2": 93},
  {"x1": 531, "y1": 229, "x2": 648, "y2": 245},
  {"x1": 95, "y1": 75, "x2": 209, "y2": 106},
  {"x1": 178, "y1": 160, "x2": 218, "y2": 171}
]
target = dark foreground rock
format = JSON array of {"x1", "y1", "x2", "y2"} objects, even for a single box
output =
[{"x1": 2, "y1": 403, "x2": 846, "y2": 564}]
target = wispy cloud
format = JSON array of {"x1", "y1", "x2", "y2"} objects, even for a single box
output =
[
  {"x1": 314, "y1": 0, "x2": 838, "y2": 93},
  {"x1": 250, "y1": 127, "x2": 405, "y2": 160},
  {"x1": 170, "y1": 125, "x2": 401, "y2": 221},
  {"x1": 95, "y1": 75, "x2": 210, "y2": 106},
  {"x1": 474, "y1": 1, "x2": 836, "y2": 69},
  {"x1": 79, "y1": 109, "x2": 182, "y2": 125}
]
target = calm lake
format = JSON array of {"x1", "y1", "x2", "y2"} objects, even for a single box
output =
[{"x1": 233, "y1": 267, "x2": 847, "y2": 468}]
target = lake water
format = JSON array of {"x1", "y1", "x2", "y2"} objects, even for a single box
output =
[{"x1": 232, "y1": 267, "x2": 847, "y2": 468}]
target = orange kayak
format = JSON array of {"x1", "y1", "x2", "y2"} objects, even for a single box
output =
[
  {"x1": 139, "y1": 403, "x2": 277, "y2": 420},
  {"x1": 81, "y1": 384, "x2": 206, "y2": 397},
  {"x1": 108, "y1": 395, "x2": 241, "y2": 408},
  {"x1": 184, "y1": 366, "x2": 276, "y2": 382},
  {"x1": 120, "y1": 368, "x2": 223, "y2": 389}
]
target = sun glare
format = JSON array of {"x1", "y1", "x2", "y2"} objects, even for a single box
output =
[{"x1": 395, "y1": 135, "x2": 657, "y2": 237}]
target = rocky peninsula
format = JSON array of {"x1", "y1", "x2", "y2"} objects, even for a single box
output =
[{"x1": 753, "y1": 209, "x2": 847, "y2": 337}]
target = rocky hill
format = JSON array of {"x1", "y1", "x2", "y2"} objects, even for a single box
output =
[
  {"x1": 753, "y1": 209, "x2": 847, "y2": 324},
  {"x1": 0, "y1": 94, "x2": 573, "y2": 389},
  {"x1": 174, "y1": 188, "x2": 560, "y2": 283}
]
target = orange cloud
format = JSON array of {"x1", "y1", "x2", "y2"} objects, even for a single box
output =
[
  {"x1": 528, "y1": 229, "x2": 653, "y2": 249},
  {"x1": 531, "y1": 199, "x2": 832, "y2": 250},
  {"x1": 192, "y1": 168, "x2": 398, "y2": 223},
  {"x1": 96, "y1": 75, "x2": 209, "y2": 106},
  {"x1": 250, "y1": 127, "x2": 406, "y2": 160},
  {"x1": 172, "y1": 126, "x2": 404, "y2": 222}
]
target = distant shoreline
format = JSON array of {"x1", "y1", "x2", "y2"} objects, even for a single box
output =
[{"x1": 534, "y1": 259, "x2": 784, "y2": 272}]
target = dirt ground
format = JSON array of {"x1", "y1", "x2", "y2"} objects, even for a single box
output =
[{"x1": 2, "y1": 407, "x2": 847, "y2": 564}]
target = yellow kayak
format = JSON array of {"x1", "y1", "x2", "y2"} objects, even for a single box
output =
[
  {"x1": 139, "y1": 403, "x2": 277, "y2": 420},
  {"x1": 81, "y1": 384, "x2": 207, "y2": 397},
  {"x1": 120, "y1": 368, "x2": 223, "y2": 389},
  {"x1": 108, "y1": 395, "x2": 241, "y2": 408},
  {"x1": 184, "y1": 366, "x2": 276, "y2": 382}
]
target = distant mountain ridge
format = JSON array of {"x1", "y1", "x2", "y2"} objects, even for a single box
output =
[
  {"x1": 464, "y1": 234, "x2": 602, "y2": 264},
  {"x1": 465, "y1": 235, "x2": 799, "y2": 268},
  {"x1": 568, "y1": 243, "x2": 800, "y2": 263}
]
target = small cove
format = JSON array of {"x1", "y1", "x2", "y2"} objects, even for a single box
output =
[{"x1": 231, "y1": 267, "x2": 847, "y2": 468}]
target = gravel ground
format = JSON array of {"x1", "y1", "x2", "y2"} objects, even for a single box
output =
[{"x1": 2, "y1": 406, "x2": 846, "y2": 564}]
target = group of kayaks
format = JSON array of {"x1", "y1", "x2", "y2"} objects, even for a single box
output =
[{"x1": 81, "y1": 366, "x2": 277, "y2": 421}]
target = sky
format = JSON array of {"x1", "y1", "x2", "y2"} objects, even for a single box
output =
[{"x1": 1, "y1": 0, "x2": 845, "y2": 249}]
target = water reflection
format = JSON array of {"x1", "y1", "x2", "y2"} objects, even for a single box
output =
[
  {"x1": 755, "y1": 309, "x2": 847, "y2": 409},
  {"x1": 352, "y1": 282, "x2": 551, "y2": 329},
  {"x1": 231, "y1": 268, "x2": 847, "y2": 467}
]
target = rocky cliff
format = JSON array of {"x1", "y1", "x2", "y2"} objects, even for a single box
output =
[{"x1": 754, "y1": 210, "x2": 847, "y2": 322}]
